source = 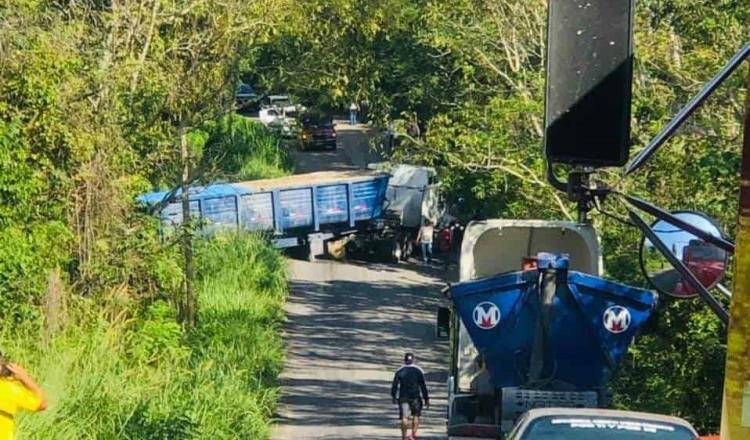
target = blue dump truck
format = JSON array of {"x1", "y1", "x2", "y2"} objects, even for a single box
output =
[
  {"x1": 137, "y1": 167, "x2": 442, "y2": 261},
  {"x1": 437, "y1": 220, "x2": 659, "y2": 439},
  {"x1": 137, "y1": 170, "x2": 390, "y2": 259}
]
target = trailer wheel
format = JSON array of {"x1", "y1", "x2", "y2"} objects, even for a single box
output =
[
  {"x1": 390, "y1": 239, "x2": 402, "y2": 263},
  {"x1": 401, "y1": 236, "x2": 413, "y2": 260},
  {"x1": 306, "y1": 242, "x2": 316, "y2": 262}
]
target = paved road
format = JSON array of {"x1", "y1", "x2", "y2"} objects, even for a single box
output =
[
  {"x1": 272, "y1": 261, "x2": 450, "y2": 440},
  {"x1": 272, "y1": 121, "x2": 450, "y2": 440},
  {"x1": 290, "y1": 120, "x2": 384, "y2": 173}
]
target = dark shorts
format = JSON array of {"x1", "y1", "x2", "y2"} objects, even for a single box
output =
[{"x1": 398, "y1": 398, "x2": 422, "y2": 419}]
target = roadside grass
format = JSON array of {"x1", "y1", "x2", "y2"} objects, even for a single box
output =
[
  {"x1": 200, "y1": 115, "x2": 293, "y2": 181},
  {"x1": 4, "y1": 232, "x2": 287, "y2": 439}
]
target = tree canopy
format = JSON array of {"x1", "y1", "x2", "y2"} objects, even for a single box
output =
[{"x1": 1, "y1": 0, "x2": 747, "y2": 434}]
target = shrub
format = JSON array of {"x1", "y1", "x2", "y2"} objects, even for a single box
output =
[
  {"x1": 8, "y1": 233, "x2": 287, "y2": 440},
  {"x1": 199, "y1": 115, "x2": 293, "y2": 181}
]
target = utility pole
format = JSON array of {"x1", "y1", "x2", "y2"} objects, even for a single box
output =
[
  {"x1": 180, "y1": 123, "x2": 197, "y2": 328},
  {"x1": 721, "y1": 58, "x2": 750, "y2": 440}
]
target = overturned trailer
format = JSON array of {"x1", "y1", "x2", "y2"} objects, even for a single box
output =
[
  {"x1": 137, "y1": 165, "x2": 442, "y2": 261},
  {"x1": 441, "y1": 220, "x2": 658, "y2": 439},
  {"x1": 138, "y1": 170, "x2": 389, "y2": 259}
]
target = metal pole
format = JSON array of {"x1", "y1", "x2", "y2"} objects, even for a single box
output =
[
  {"x1": 721, "y1": 59, "x2": 750, "y2": 440},
  {"x1": 623, "y1": 194, "x2": 736, "y2": 253},
  {"x1": 625, "y1": 43, "x2": 750, "y2": 176}
]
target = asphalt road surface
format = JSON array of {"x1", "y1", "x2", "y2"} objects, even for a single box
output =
[
  {"x1": 272, "y1": 122, "x2": 450, "y2": 440},
  {"x1": 290, "y1": 120, "x2": 384, "y2": 173}
]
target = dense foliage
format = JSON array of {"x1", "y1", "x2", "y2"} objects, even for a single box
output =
[
  {"x1": 248, "y1": 0, "x2": 748, "y2": 432},
  {"x1": 1, "y1": 233, "x2": 287, "y2": 439},
  {"x1": 2, "y1": 0, "x2": 747, "y2": 435},
  {"x1": 1, "y1": 1, "x2": 294, "y2": 437}
]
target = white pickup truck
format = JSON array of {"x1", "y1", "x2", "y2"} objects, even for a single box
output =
[{"x1": 258, "y1": 95, "x2": 305, "y2": 137}]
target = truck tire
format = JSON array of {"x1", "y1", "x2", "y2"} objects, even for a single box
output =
[
  {"x1": 400, "y1": 236, "x2": 413, "y2": 260},
  {"x1": 306, "y1": 242, "x2": 316, "y2": 262},
  {"x1": 391, "y1": 239, "x2": 402, "y2": 263}
]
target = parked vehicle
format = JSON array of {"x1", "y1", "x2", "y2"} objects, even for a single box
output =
[
  {"x1": 505, "y1": 408, "x2": 698, "y2": 439},
  {"x1": 298, "y1": 112, "x2": 337, "y2": 151},
  {"x1": 258, "y1": 106, "x2": 281, "y2": 126},
  {"x1": 262, "y1": 95, "x2": 303, "y2": 116},
  {"x1": 137, "y1": 170, "x2": 392, "y2": 260},
  {"x1": 263, "y1": 94, "x2": 296, "y2": 113},
  {"x1": 268, "y1": 115, "x2": 297, "y2": 138},
  {"x1": 259, "y1": 95, "x2": 303, "y2": 137},
  {"x1": 347, "y1": 163, "x2": 442, "y2": 262},
  {"x1": 437, "y1": 220, "x2": 664, "y2": 439},
  {"x1": 234, "y1": 83, "x2": 260, "y2": 109},
  {"x1": 138, "y1": 165, "x2": 443, "y2": 263}
]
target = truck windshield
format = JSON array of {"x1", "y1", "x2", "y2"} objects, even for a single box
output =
[{"x1": 520, "y1": 416, "x2": 697, "y2": 440}]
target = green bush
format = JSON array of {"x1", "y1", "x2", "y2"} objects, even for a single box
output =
[
  {"x1": 199, "y1": 115, "x2": 293, "y2": 181},
  {"x1": 6, "y1": 233, "x2": 287, "y2": 440},
  {"x1": 128, "y1": 300, "x2": 190, "y2": 365},
  {"x1": 0, "y1": 222, "x2": 72, "y2": 322}
]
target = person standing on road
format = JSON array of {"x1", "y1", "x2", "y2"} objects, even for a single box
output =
[
  {"x1": 406, "y1": 113, "x2": 420, "y2": 139},
  {"x1": 349, "y1": 101, "x2": 358, "y2": 125},
  {"x1": 391, "y1": 353, "x2": 429, "y2": 440},
  {"x1": 438, "y1": 221, "x2": 454, "y2": 270},
  {"x1": 386, "y1": 119, "x2": 396, "y2": 154},
  {"x1": 0, "y1": 351, "x2": 48, "y2": 440},
  {"x1": 416, "y1": 219, "x2": 434, "y2": 264}
]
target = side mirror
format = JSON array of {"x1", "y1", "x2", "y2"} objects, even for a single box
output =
[
  {"x1": 436, "y1": 306, "x2": 451, "y2": 340},
  {"x1": 639, "y1": 211, "x2": 728, "y2": 299}
]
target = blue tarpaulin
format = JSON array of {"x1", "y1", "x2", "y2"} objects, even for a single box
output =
[{"x1": 451, "y1": 254, "x2": 657, "y2": 390}]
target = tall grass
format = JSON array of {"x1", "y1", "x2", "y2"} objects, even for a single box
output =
[
  {"x1": 200, "y1": 115, "x2": 293, "y2": 181},
  {"x1": 3, "y1": 233, "x2": 287, "y2": 439}
]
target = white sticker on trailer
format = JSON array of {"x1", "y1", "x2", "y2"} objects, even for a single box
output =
[
  {"x1": 551, "y1": 418, "x2": 675, "y2": 433},
  {"x1": 272, "y1": 237, "x2": 299, "y2": 248}
]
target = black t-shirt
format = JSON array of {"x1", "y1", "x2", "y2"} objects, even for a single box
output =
[{"x1": 391, "y1": 365, "x2": 429, "y2": 402}]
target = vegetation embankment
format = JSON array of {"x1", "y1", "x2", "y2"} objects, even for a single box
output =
[
  {"x1": 2, "y1": 112, "x2": 292, "y2": 439},
  {"x1": 2, "y1": 1, "x2": 297, "y2": 438},
  {"x1": 2, "y1": 232, "x2": 288, "y2": 439}
]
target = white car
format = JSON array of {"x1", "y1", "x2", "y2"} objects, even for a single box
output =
[
  {"x1": 259, "y1": 95, "x2": 304, "y2": 125},
  {"x1": 259, "y1": 106, "x2": 282, "y2": 126},
  {"x1": 503, "y1": 408, "x2": 699, "y2": 440}
]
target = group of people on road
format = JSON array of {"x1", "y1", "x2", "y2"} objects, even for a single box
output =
[{"x1": 417, "y1": 218, "x2": 464, "y2": 267}]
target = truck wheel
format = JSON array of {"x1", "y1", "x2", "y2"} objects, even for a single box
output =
[
  {"x1": 391, "y1": 239, "x2": 402, "y2": 263},
  {"x1": 306, "y1": 242, "x2": 316, "y2": 262},
  {"x1": 401, "y1": 237, "x2": 413, "y2": 260}
]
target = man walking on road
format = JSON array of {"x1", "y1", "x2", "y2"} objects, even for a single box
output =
[{"x1": 391, "y1": 353, "x2": 429, "y2": 440}]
